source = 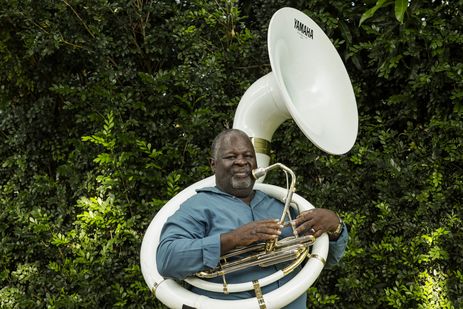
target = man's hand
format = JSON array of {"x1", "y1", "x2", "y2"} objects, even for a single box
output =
[
  {"x1": 293, "y1": 209, "x2": 340, "y2": 238},
  {"x1": 220, "y1": 219, "x2": 283, "y2": 254}
]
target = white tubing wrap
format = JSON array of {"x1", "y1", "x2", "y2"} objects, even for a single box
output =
[{"x1": 140, "y1": 177, "x2": 329, "y2": 308}]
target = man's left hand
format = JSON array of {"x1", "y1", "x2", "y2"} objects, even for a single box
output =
[{"x1": 293, "y1": 208, "x2": 340, "y2": 238}]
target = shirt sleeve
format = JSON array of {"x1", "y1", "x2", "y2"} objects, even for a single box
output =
[
  {"x1": 156, "y1": 208, "x2": 221, "y2": 280},
  {"x1": 325, "y1": 224, "x2": 349, "y2": 268}
]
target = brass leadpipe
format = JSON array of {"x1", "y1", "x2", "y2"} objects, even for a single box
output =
[{"x1": 253, "y1": 163, "x2": 296, "y2": 252}]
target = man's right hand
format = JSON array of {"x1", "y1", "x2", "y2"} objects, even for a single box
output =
[{"x1": 220, "y1": 219, "x2": 283, "y2": 255}]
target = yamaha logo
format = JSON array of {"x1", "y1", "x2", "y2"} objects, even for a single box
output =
[{"x1": 294, "y1": 18, "x2": 313, "y2": 39}]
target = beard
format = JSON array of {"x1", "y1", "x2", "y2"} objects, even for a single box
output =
[{"x1": 231, "y1": 175, "x2": 253, "y2": 189}]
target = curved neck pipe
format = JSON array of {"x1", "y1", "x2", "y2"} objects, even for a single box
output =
[{"x1": 233, "y1": 72, "x2": 290, "y2": 169}]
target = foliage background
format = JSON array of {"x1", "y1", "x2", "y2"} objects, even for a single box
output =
[{"x1": 1, "y1": 0, "x2": 462, "y2": 308}]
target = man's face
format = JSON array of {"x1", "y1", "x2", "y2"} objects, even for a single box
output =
[{"x1": 211, "y1": 133, "x2": 257, "y2": 199}]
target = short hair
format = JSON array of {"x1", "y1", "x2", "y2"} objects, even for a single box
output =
[{"x1": 210, "y1": 129, "x2": 251, "y2": 160}]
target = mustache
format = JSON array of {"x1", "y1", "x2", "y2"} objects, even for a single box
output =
[{"x1": 232, "y1": 169, "x2": 251, "y2": 175}]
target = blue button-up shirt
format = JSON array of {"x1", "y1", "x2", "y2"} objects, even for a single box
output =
[{"x1": 157, "y1": 187, "x2": 348, "y2": 308}]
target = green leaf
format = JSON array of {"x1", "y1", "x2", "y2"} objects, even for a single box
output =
[
  {"x1": 394, "y1": 0, "x2": 408, "y2": 23},
  {"x1": 94, "y1": 153, "x2": 112, "y2": 164},
  {"x1": 359, "y1": 0, "x2": 390, "y2": 26}
]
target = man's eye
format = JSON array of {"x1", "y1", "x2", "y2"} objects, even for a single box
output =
[{"x1": 224, "y1": 156, "x2": 236, "y2": 160}]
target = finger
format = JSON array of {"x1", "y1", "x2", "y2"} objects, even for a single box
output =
[
  {"x1": 294, "y1": 221, "x2": 312, "y2": 235},
  {"x1": 258, "y1": 220, "x2": 283, "y2": 230},
  {"x1": 257, "y1": 219, "x2": 280, "y2": 224},
  {"x1": 295, "y1": 212, "x2": 315, "y2": 226},
  {"x1": 296, "y1": 209, "x2": 315, "y2": 219},
  {"x1": 257, "y1": 225, "x2": 282, "y2": 237}
]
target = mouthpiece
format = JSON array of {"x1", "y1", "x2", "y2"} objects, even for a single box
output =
[{"x1": 252, "y1": 168, "x2": 267, "y2": 180}]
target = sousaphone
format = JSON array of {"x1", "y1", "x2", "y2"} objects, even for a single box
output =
[{"x1": 140, "y1": 7, "x2": 358, "y2": 309}]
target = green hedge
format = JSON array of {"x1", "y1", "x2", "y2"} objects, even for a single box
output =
[{"x1": 1, "y1": 0, "x2": 462, "y2": 308}]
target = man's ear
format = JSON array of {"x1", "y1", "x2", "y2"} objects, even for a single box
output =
[{"x1": 209, "y1": 158, "x2": 215, "y2": 172}]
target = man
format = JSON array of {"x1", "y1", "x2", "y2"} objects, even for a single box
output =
[{"x1": 157, "y1": 129, "x2": 348, "y2": 308}]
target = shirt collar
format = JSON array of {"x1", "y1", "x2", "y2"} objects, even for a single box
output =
[{"x1": 196, "y1": 186, "x2": 266, "y2": 206}]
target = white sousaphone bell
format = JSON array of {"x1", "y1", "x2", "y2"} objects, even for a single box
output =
[{"x1": 140, "y1": 7, "x2": 358, "y2": 309}]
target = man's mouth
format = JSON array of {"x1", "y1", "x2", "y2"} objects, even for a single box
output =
[
  {"x1": 233, "y1": 171, "x2": 250, "y2": 178},
  {"x1": 231, "y1": 170, "x2": 253, "y2": 190}
]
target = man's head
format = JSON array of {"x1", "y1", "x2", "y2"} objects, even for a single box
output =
[{"x1": 210, "y1": 129, "x2": 257, "y2": 201}]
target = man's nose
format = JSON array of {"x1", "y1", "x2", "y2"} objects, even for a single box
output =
[{"x1": 234, "y1": 155, "x2": 247, "y2": 165}]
